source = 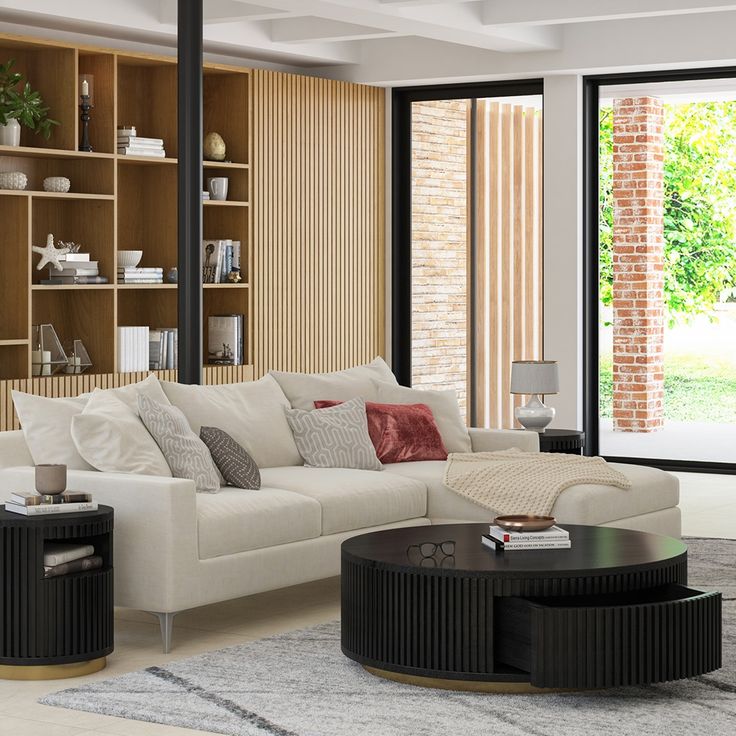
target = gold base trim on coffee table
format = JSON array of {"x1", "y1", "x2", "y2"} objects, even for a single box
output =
[
  {"x1": 363, "y1": 665, "x2": 573, "y2": 694},
  {"x1": 0, "y1": 656, "x2": 106, "y2": 681}
]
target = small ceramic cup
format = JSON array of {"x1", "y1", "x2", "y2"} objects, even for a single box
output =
[
  {"x1": 35, "y1": 464, "x2": 67, "y2": 495},
  {"x1": 207, "y1": 177, "x2": 229, "y2": 201}
]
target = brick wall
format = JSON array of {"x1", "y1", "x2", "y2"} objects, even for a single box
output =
[
  {"x1": 611, "y1": 97, "x2": 665, "y2": 432},
  {"x1": 411, "y1": 99, "x2": 469, "y2": 416}
]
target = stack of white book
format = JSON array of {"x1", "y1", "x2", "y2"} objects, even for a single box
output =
[
  {"x1": 44, "y1": 542, "x2": 103, "y2": 578},
  {"x1": 117, "y1": 326, "x2": 149, "y2": 372},
  {"x1": 118, "y1": 266, "x2": 164, "y2": 284},
  {"x1": 482, "y1": 525, "x2": 571, "y2": 551},
  {"x1": 4, "y1": 490, "x2": 96, "y2": 516},
  {"x1": 41, "y1": 251, "x2": 108, "y2": 285},
  {"x1": 117, "y1": 127, "x2": 166, "y2": 158}
]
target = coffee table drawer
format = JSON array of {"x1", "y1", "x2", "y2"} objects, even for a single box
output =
[{"x1": 495, "y1": 584, "x2": 721, "y2": 689}]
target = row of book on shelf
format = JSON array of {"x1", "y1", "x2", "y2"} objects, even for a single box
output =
[
  {"x1": 203, "y1": 239, "x2": 241, "y2": 283},
  {"x1": 117, "y1": 315, "x2": 246, "y2": 372},
  {"x1": 481, "y1": 524, "x2": 571, "y2": 551}
]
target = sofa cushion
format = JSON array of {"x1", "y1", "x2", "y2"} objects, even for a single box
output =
[
  {"x1": 270, "y1": 357, "x2": 397, "y2": 410},
  {"x1": 384, "y1": 459, "x2": 679, "y2": 525},
  {"x1": 197, "y1": 487, "x2": 322, "y2": 559},
  {"x1": 160, "y1": 375, "x2": 302, "y2": 468},
  {"x1": 373, "y1": 382, "x2": 472, "y2": 453},
  {"x1": 259, "y1": 466, "x2": 427, "y2": 535},
  {"x1": 200, "y1": 427, "x2": 261, "y2": 490},
  {"x1": 286, "y1": 398, "x2": 382, "y2": 471}
]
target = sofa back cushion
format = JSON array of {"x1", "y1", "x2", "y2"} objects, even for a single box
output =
[
  {"x1": 269, "y1": 357, "x2": 397, "y2": 410},
  {"x1": 372, "y1": 381, "x2": 472, "y2": 454},
  {"x1": 12, "y1": 374, "x2": 170, "y2": 470},
  {"x1": 160, "y1": 375, "x2": 302, "y2": 468}
]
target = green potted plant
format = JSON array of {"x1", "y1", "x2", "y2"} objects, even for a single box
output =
[{"x1": 0, "y1": 59, "x2": 59, "y2": 146}]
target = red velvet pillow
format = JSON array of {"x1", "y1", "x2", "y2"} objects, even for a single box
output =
[{"x1": 314, "y1": 400, "x2": 448, "y2": 464}]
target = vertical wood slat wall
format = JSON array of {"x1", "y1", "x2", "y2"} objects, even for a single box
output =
[
  {"x1": 474, "y1": 101, "x2": 543, "y2": 429},
  {"x1": 252, "y1": 70, "x2": 386, "y2": 376}
]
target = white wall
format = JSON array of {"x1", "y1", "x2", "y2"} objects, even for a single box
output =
[{"x1": 542, "y1": 76, "x2": 584, "y2": 429}]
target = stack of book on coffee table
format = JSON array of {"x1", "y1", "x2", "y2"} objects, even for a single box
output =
[
  {"x1": 482, "y1": 524, "x2": 571, "y2": 551},
  {"x1": 43, "y1": 542, "x2": 103, "y2": 579},
  {"x1": 4, "y1": 490, "x2": 97, "y2": 516}
]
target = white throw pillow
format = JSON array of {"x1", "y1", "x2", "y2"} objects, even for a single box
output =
[
  {"x1": 11, "y1": 392, "x2": 91, "y2": 470},
  {"x1": 11, "y1": 375, "x2": 171, "y2": 471},
  {"x1": 138, "y1": 394, "x2": 221, "y2": 493},
  {"x1": 286, "y1": 398, "x2": 382, "y2": 470},
  {"x1": 372, "y1": 381, "x2": 472, "y2": 453},
  {"x1": 71, "y1": 390, "x2": 172, "y2": 476},
  {"x1": 160, "y1": 374, "x2": 302, "y2": 468},
  {"x1": 269, "y1": 357, "x2": 397, "y2": 410}
]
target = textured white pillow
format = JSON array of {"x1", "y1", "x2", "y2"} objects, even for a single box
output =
[
  {"x1": 138, "y1": 394, "x2": 221, "y2": 493},
  {"x1": 71, "y1": 390, "x2": 172, "y2": 476},
  {"x1": 286, "y1": 398, "x2": 382, "y2": 470},
  {"x1": 11, "y1": 392, "x2": 91, "y2": 469},
  {"x1": 269, "y1": 357, "x2": 397, "y2": 410},
  {"x1": 372, "y1": 381, "x2": 472, "y2": 453},
  {"x1": 11, "y1": 375, "x2": 171, "y2": 471},
  {"x1": 160, "y1": 375, "x2": 302, "y2": 468}
]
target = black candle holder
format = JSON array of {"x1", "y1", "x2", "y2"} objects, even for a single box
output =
[{"x1": 79, "y1": 94, "x2": 93, "y2": 152}]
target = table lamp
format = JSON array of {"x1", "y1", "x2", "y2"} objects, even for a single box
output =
[{"x1": 510, "y1": 360, "x2": 559, "y2": 432}]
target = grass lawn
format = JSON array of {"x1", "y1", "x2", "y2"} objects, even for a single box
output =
[{"x1": 599, "y1": 354, "x2": 736, "y2": 422}]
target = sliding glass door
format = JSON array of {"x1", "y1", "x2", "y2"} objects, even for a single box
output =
[
  {"x1": 393, "y1": 81, "x2": 543, "y2": 428},
  {"x1": 585, "y1": 71, "x2": 736, "y2": 470}
]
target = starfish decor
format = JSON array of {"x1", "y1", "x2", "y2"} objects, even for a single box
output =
[{"x1": 32, "y1": 233, "x2": 71, "y2": 271}]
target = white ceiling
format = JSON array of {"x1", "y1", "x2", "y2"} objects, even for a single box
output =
[{"x1": 1, "y1": 0, "x2": 736, "y2": 84}]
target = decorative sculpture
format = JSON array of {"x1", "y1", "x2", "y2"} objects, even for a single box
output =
[{"x1": 32, "y1": 233, "x2": 70, "y2": 271}]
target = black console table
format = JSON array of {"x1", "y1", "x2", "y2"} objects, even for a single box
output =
[
  {"x1": 342, "y1": 523, "x2": 721, "y2": 691},
  {"x1": 0, "y1": 505, "x2": 114, "y2": 680}
]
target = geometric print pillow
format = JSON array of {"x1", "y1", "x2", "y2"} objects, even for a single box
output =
[
  {"x1": 200, "y1": 426, "x2": 261, "y2": 490},
  {"x1": 137, "y1": 393, "x2": 221, "y2": 493},
  {"x1": 285, "y1": 397, "x2": 382, "y2": 471}
]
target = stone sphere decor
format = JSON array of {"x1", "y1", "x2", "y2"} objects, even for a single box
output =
[
  {"x1": 204, "y1": 131, "x2": 226, "y2": 161},
  {"x1": 0, "y1": 171, "x2": 28, "y2": 190},
  {"x1": 43, "y1": 176, "x2": 71, "y2": 193}
]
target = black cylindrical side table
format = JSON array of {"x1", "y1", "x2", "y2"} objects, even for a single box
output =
[
  {"x1": 0, "y1": 505, "x2": 114, "y2": 680},
  {"x1": 537, "y1": 429, "x2": 585, "y2": 455}
]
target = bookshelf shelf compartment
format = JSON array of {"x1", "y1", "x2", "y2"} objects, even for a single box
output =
[
  {"x1": 0, "y1": 153, "x2": 114, "y2": 196},
  {"x1": 204, "y1": 200, "x2": 249, "y2": 208},
  {"x1": 0, "y1": 195, "x2": 29, "y2": 342}
]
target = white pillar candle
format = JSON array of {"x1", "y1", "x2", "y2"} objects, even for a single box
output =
[{"x1": 81, "y1": 79, "x2": 89, "y2": 96}]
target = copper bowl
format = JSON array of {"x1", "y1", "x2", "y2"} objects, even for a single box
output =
[{"x1": 493, "y1": 514, "x2": 556, "y2": 532}]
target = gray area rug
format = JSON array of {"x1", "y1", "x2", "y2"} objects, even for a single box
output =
[{"x1": 41, "y1": 537, "x2": 736, "y2": 736}]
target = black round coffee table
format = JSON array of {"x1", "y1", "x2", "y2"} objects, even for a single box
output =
[{"x1": 341, "y1": 523, "x2": 721, "y2": 691}]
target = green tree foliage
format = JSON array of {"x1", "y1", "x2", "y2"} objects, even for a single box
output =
[{"x1": 600, "y1": 102, "x2": 736, "y2": 324}]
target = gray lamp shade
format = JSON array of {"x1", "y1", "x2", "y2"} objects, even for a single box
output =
[{"x1": 510, "y1": 360, "x2": 559, "y2": 395}]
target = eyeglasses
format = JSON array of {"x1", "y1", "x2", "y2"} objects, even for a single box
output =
[{"x1": 407, "y1": 540, "x2": 456, "y2": 559}]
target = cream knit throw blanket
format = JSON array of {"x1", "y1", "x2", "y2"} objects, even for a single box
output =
[{"x1": 443, "y1": 449, "x2": 631, "y2": 516}]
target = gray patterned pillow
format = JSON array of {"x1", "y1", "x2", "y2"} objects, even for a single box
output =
[
  {"x1": 200, "y1": 426, "x2": 261, "y2": 490},
  {"x1": 285, "y1": 397, "x2": 382, "y2": 471},
  {"x1": 138, "y1": 394, "x2": 221, "y2": 493}
]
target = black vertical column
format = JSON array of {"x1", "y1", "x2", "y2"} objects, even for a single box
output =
[{"x1": 177, "y1": 0, "x2": 203, "y2": 384}]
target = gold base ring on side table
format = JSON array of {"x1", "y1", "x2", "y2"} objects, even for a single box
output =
[
  {"x1": 0, "y1": 656, "x2": 107, "y2": 681},
  {"x1": 362, "y1": 665, "x2": 577, "y2": 694}
]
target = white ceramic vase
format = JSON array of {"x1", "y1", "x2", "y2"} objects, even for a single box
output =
[{"x1": 0, "y1": 118, "x2": 21, "y2": 147}]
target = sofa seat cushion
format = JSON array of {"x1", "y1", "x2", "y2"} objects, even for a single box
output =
[
  {"x1": 384, "y1": 459, "x2": 679, "y2": 525},
  {"x1": 197, "y1": 487, "x2": 322, "y2": 559},
  {"x1": 259, "y1": 466, "x2": 427, "y2": 535}
]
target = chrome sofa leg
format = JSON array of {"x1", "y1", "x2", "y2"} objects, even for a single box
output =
[{"x1": 150, "y1": 611, "x2": 178, "y2": 653}]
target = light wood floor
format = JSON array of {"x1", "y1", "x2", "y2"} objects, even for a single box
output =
[{"x1": 0, "y1": 471, "x2": 733, "y2": 736}]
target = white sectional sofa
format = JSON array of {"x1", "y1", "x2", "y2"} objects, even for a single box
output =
[{"x1": 0, "y1": 361, "x2": 680, "y2": 652}]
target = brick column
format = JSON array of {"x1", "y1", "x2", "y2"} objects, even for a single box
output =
[{"x1": 611, "y1": 97, "x2": 665, "y2": 432}]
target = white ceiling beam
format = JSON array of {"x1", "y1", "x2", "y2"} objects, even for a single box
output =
[
  {"x1": 159, "y1": 0, "x2": 288, "y2": 25},
  {"x1": 481, "y1": 0, "x2": 736, "y2": 26},
  {"x1": 270, "y1": 17, "x2": 396, "y2": 43}
]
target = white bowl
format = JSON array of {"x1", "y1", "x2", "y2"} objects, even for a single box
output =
[{"x1": 117, "y1": 250, "x2": 143, "y2": 269}]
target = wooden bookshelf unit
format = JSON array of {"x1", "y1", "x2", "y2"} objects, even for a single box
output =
[{"x1": 0, "y1": 34, "x2": 253, "y2": 414}]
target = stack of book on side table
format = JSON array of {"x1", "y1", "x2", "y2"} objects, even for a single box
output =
[
  {"x1": 482, "y1": 524, "x2": 571, "y2": 551},
  {"x1": 43, "y1": 542, "x2": 103, "y2": 579},
  {"x1": 4, "y1": 490, "x2": 97, "y2": 516}
]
